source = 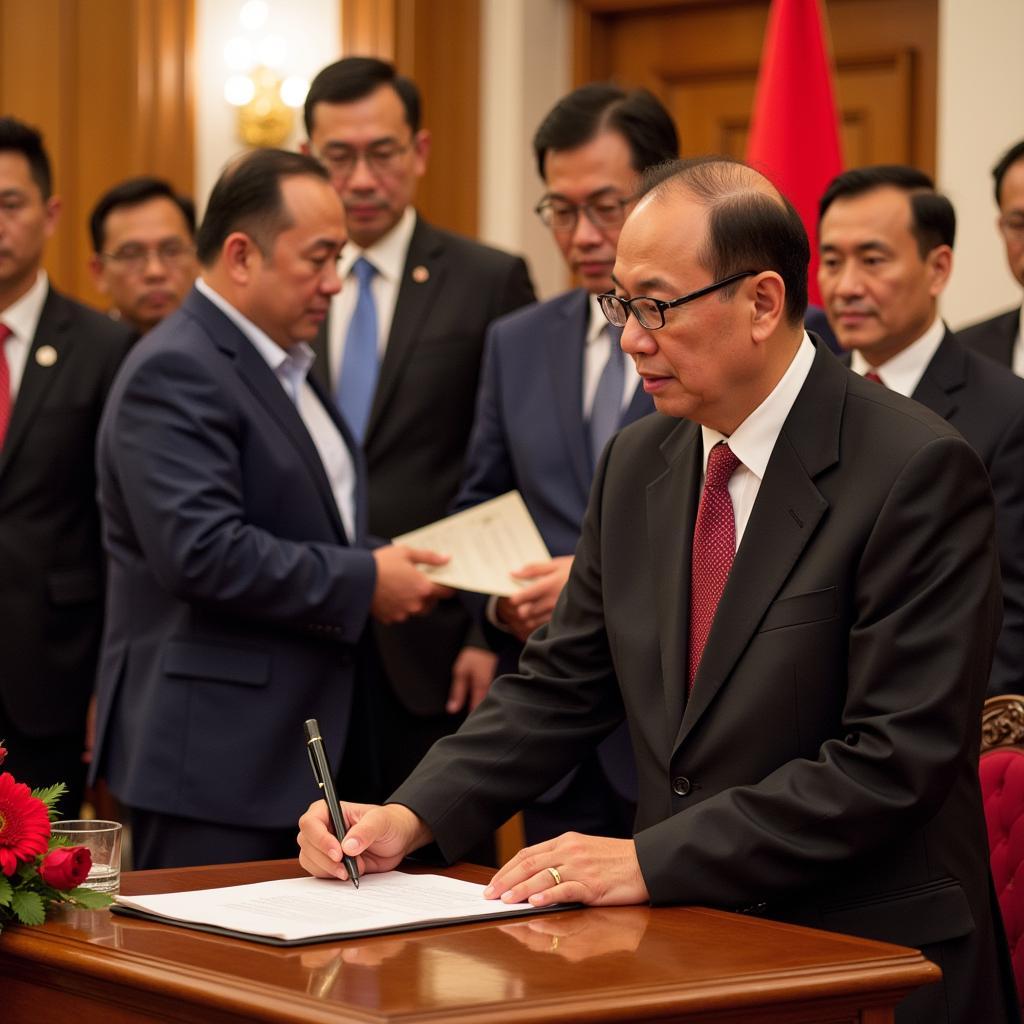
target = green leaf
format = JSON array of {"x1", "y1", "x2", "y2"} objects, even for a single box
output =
[
  {"x1": 67, "y1": 887, "x2": 114, "y2": 910},
  {"x1": 30, "y1": 782, "x2": 67, "y2": 812},
  {"x1": 11, "y1": 889, "x2": 45, "y2": 926},
  {"x1": 0, "y1": 874, "x2": 12, "y2": 907}
]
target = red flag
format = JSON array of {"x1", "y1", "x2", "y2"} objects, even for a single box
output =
[{"x1": 746, "y1": 0, "x2": 843, "y2": 305}]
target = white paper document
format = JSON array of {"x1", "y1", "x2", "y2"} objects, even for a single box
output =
[
  {"x1": 393, "y1": 490, "x2": 551, "y2": 596},
  {"x1": 114, "y1": 873, "x2": 543, "y2": 942}
]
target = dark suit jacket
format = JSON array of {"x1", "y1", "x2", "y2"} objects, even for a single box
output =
[
  {"x1": 958, "y1": 306, "x2": 1021, "y2": 368},
  {"x1": 907, "y1": 329, "x2": 1024, "y2": 695},
  {"x1": 91, "y1": 288, "x2": 377, "y2": 829},
  {"x1": 311, "y1": 215, "x2": 535, "y2": 716},
  {"x1": 0, "y1": 286, "x2": 133, "y2": 737},
  {"x1": 454, "y1": 288, "x2": 654, "y2": 799},
  {"x1": 395, "y1": 343, "x2": 1015, "y2": 1024}
]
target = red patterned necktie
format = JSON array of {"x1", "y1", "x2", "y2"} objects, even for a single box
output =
[
  {"x1": 688, "y1": 442, "x2": 741, "y2": 691},
  {"x1": 0, "y1": 323, "x2": 12, "y2": 450},
  {"x1": 864, "y1": 370, "x2": 884, "y2": 385}
]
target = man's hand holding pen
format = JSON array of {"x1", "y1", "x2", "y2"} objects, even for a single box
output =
[{"x1": 297, "y1": 801, "x2": 432, "y2": 880}]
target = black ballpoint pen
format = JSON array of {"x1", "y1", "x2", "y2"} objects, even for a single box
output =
[{"x1": 304, "y1": 718, "x2": 360, "y2": 888}]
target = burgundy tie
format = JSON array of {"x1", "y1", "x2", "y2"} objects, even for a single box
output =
[
  {"x1": 0, "y1": 323, "x2": 12, "y2": 450},
  {"x1": 688, "y1": 442, "x2": 741, "y2": 691},
  {"x1": 864, "y1": 370, "x2": 884, "y2": 385}
]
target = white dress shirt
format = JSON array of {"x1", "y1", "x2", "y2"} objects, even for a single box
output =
[
  {"x1": 196, "y1": 278, "x2": 357, "y2": 541},
  {"x1": 0, "y1": 270, "x2": 49, "y2": 400},
  {"x1": 700, "y1": 332, "x2": 816, "y2": 550},
  {"x1": 849, "y1": 317, "x2": 945, "y2": 397},
  {"x1": 326, "y1": 205, "x2": 418, "y2": 386},
  {"x1": 582, "y1": 293, "x2": 640, "y2": 416}
]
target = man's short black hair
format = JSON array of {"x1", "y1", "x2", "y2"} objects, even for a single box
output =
[
  {"x1": 818, "y1": 165, "x2": 956, "y2": 257},
  {"x1": 532, "y1": 83, "x2": 678, "y2": 180},
  {"x1": 0, "y1": 116, "x2": 52, "y2": 199},
  {"x1": 993, "y1": 140, "x2": 1024, "y2": 206},
  {"x1": 304, "y1": 56, "x2": 421, "y2": 137},
  {"x1": 89, "y1": 176, "x2": 196, "y2": 253},
  {"x1": 641, "y1": 157, "x2": 810, "y2": 327},
  {"x1": 195, "y1": 149, "x2": 329, "y2": 266}
]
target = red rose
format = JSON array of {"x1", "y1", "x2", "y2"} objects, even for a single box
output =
[{"x1": 39, "y1": 846, "x2": 92, "y2": 889}]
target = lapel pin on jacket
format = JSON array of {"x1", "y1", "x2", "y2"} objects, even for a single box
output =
[
  {"x1": 412, "y1": 265, "x2": 429, "y2": 284},
  {"x1": 35, "y1": 345, "x2": 58, "y2": 367}
]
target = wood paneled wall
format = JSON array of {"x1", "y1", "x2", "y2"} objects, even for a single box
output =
[
  {"x1": 342, "y1": 0, "x2": 480, "y2": 239},
  {"x1": 0, "y1": 0, "x2": 194, "y2": 307}
]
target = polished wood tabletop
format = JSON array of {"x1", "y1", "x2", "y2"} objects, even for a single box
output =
[{"x1": 0, "y1": 858, "x2": 940, "y2": 1023}]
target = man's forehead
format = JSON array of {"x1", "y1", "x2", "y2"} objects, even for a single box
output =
[
  {"x1": 822, "y1": 186, "x2": 913, "y2": 234},
  {"x1": 614, "y1": 194, "x2": 704, "y2": 281},
  {"x1": 105, "y1": 197, "x2": 190, "y2": 237},
  {"x1": 310, "y1": 88, "x2": 410, "y2": 140}
]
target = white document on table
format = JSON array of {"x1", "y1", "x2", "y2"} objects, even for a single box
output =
[
  {"x1": 393, "y1": 490, "x2": 551, "y2": 596},
  {"x1": 113, "y1": 873, "x2": 566, "y2": 945}
]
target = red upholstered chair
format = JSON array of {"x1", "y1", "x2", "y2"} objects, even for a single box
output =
[{"x1": 981, "y1": 694, "x2": 1024, "y2": 1014}]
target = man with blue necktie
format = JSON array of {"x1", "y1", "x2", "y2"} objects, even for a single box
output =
[
  {"x1": 91, "y1": 150, "x2": 451, "y2": 868},
  {"x1": 302, "y1": 57, "x2": 536, "y2": 803},
  {"x1": 452, "y1": 84, "x2": 678, "y2": 843}
]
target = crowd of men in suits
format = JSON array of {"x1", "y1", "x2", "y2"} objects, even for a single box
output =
[{"x1": 3, "y1": 54, "x2": 1024, "y2": 1024}]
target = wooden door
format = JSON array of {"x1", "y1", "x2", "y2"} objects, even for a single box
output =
[
  {"x1": 0, "y1": 0, "x2": 194, "y2": 307},
  {"x1": 573, "y1": 0, "x2": 937, "y2": 177}
]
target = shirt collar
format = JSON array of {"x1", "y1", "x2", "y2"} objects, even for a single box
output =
[
  {"x1": 849, "y1": 316, "x2": 945, "y2": 397},
  {"x1": 195, "y1": 277, "x2": 313, "y2": 384},
  {"x1": 586, "y1": 293, "x2": 612, "y2": 346},
  {"x1": 0, "y1": 270, "x2": 49, "y2": 342},
  {"x1": 339, "y1": 205, "x2": 417, "y2": 283},
  {"x1": 700, "y1": 332, "x2": 816, "y2": 481}
]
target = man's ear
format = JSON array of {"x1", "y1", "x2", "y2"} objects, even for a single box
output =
[
  {"x1": 926, "y1": 244, "x2": 953, "y2": 298},
  {"x1": 222, "y1": 232, "x2": 258, "y2": 283},
  {"x1": 411, "y1": 129, "x2": 431, "y2": 179},
  {"x1": 750, "y1": 271, "x2": 786, "y2": 343},
  {"x1": 87, "y1": 254, "x2": 110, "y2": 296},
  {"x1": 43, "y1": 195, "x2": 61, "y2": 240}
]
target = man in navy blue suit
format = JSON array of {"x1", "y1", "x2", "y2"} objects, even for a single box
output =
[
  {"x1": 91, "y1": 150, "x2": 450, "y2": 868},
  {"x1": 453, "y1": 85, "x2": 678, "y2": 842}
]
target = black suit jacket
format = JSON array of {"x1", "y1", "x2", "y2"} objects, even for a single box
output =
[
  {"x1": 0, "y1": 286, "x2": 133, "y2": 736},
  {"x1": 395, "y1": 343, "x2": 1015, "y2": 1024},
  {"x1": 909, "y1": 329, "x2": 1024, "y2": 694},
  {"x1": 958, "y1": 307, "x2": 1021, "y2": 368},
  {"x1": 311, "y1": 215, "x2": 536, "y2": 715},
  {"x1": 91, "y1": 288, "x2": 377, "y2": 829}
]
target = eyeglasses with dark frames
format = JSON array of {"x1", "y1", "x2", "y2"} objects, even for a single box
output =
[
  {"x1": 101, "y1": 239, "x2": 196, "y2": 275},
  {"x1": 534, "y1": 195, "x2": 632, "y2": 234},
  {"x1": 315, "y1": 142, "x2": 411, "y2": 180},
  {"x1": 598, "y1": 270, "x2": 759, "y2": 330}
]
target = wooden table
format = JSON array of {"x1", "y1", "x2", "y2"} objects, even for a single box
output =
[{"x1": 0, "y1": 859, "x2": 939, "y2": 1023}]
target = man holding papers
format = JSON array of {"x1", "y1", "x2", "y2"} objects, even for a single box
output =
[
  {"x1": 451, "y1": 85, "x2": 675, "y2": 843},
  {"x1": 300, "y1": 158, "x2": 1017, "y2": 1024},
  {"x1": 92, "y1": 150, "x2": 449, "y2": 869}
]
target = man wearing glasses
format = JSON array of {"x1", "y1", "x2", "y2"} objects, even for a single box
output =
[
  {"x1": 959, "y1": 139, "x2": 1024, "y2": 373},
  {"x1": 453, "y1": 84, "x2": 676, "y2": 844},
  {"x1": 300, "y1": 157, "x2": 1016, "y2": 1024},
  {"x1": 88, "y1": 177, "x2": 198, "y2": 339},
  {"x1": 301, "y1": 57, "x2": 535, "y2": 808}
]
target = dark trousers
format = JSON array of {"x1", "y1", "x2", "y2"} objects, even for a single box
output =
[
  {"x1": 0, "y1": 707, "x2": 86, "y2": 818},
  {"x1": 129, "y1": 806, "x2": 300, "y2": 870}
]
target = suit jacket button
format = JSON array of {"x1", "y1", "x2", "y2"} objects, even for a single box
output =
[
  {"x1": 845, "y1": 732, "x2": 859, "y2": 746},
  {"x1": 672, "y1": 776, "x2": 691, "y2": 796}
]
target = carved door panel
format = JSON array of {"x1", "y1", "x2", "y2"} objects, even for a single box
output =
[{"x1": 574, "y1": 0, "x2": 936, "y2": 176}]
